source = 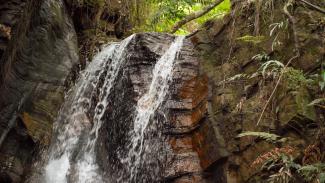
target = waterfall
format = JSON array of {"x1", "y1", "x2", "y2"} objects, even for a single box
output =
[
  {"x1": 44, "y1": 35, "x2": 134, "y2": 183},
  {"x1": 121, "y1": 36, "x2": 185, "y2": 182},
  {"x1": 43, "y1": 35, "x2": 185, "y2": 183}
]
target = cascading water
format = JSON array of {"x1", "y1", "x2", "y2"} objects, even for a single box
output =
[
  {"x1": 44, "y1": 35, "x2": 134, "y2": 183},
  {"x1": 43, "y1": 35, "x2": 185, "y2": 183},
  {"x1": 121, "y1": 36, "x2": 185, "y2": 182}
]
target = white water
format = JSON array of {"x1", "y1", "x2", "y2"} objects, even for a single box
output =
[
  {"x1": 44, "y1": 35, "x2": 185, "y2": 183},
  {"x1": 124, "y1": 36, "x2": 185, "y2": 182},
  {"x1": 45, "y1": 35, "x2": 134, "y2": 183}
]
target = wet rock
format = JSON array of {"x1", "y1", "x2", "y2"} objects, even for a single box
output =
[
  {"x1": 192, "y1": 121, "x2": 229, "y2": 170},
  {"x1": 0, "y1": 0, "x2": 78, "y2": 181},
  {"x1": 92, "y1": 33, "x2": 220, "y2": 182},
  {"x1": 0, "y1": 0, "x2": 27, "y2": 58}
]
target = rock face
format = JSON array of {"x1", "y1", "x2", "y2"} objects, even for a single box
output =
[
  {"x1": 188, "y1": 0, "x2": 324, "y2": 182},
  {"x1": 0, "y1": 0, "x2": 323, "y2": 182},
  {"x1": 0, "y1": 0, "x2": 27, "y2": 59},
  {"x1": 94, "y1": 33, "x2": 224, "y2": 182},
  {"x1": 0, "y1": 0, "x2": 78, "y2": 182}
]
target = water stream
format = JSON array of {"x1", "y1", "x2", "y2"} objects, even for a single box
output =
[
  {"x1": 122, "y1": 36, "x2": 185, "y2": 182},
  {"x1": 44, "y1": 35, "x2": 184, "y2": 183}
]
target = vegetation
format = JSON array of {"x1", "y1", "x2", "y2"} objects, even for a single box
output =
[
  {"x1": 74, "y1": 0, "x2": 324, "y2": 182},
  {"x1": 238, "y1": 132, "x2": 325, "y2": 183},
  {"x1": 237, "y1": 131, "x2": 287, "y2": 143},
  {"x1": 129, "y1": 0, "x2": 231, "y2": 34}
]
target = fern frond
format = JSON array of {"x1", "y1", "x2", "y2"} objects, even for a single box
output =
[
  {"x1": 237, "y1": 131, "x2": 287, "y2": 143},
  {"x1": 298, "y1": 163, "x2": 325, "y2": 182},
  {"x1": 259, "y1": 60, "x2": 284, "y2": 77}
]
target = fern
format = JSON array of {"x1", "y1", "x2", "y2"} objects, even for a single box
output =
[
  {"x1": 308, "y1": 98, "x2": 325, "y2": 106},
  {"x1": 320, "y1": 63, "x2": 325, "y2": 90},
  {"x1": 252, "y1": 53, "x2": 284, "y2": 78},
  {"x1": 298, "y1": 163, "x2": 325, "y2": 182},
  {"x1": 259, "y1": 60, "x2": 284, "y2": 78},
  {"x1": 237, "y1": 131, "x2": 287, "y2": 143},
  {"x1": 252, "y1": 53, "x2": 270, "y2": 62},
  {"x1": 236, "y1": 35, "x2": 266, "y2": 44},
  {"x1": 320, "y1": 173, "x2": 325, "y2": 183}
]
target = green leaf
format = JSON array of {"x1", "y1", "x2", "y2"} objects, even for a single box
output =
[
  {"x1": 237, "y1": 131, "x2": 286, "y2": 143},
  {"x1": 308, "y1": 98, "x2": 325, "y2": 106},
  {"x1": 236, "y1": 35, "x2": 266, "y2": 44},
  {"x1": 320, "y1": 173, "x2": 325, "y2": 183}
]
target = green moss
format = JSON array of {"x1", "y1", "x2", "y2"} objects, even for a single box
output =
[
  {"x1": 51, "y1": 2, "x2": 64, "y2": 24},
  {"x1": 283, "y1": 68, "x2": 313, "y2": 91},
  {"x1": 278, "y1": 67, "x2": 316, "y2": 122}
]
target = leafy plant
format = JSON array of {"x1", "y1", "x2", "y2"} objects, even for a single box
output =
[
  {"x1": 133, "y1": 0, "x2": 231, "y2": 34},
  {"x1": 320, "y1": 63, "x2": 325, "y2": 90},
  {"x1": 252, "y1": 53, "x2": 270, "y2": 62},
  {"x1": 236, "y1": 35, "x2": 266, "y2": 44},
  {"x1": 282, "y1": 68, "x2": 313, "y2": 91},
  {"x1": 265, "y1": 154, "x2": 300, "y2": 183},
  {"x1": 252, "y1": 53, "x2": 284, "y2": 78},
  {"x1": 259, "y1": 60, "x2": 284, "y2": 78},
  {"x1": 269, "y1": 21, "x2": 288, "y2": 51},
  {"x1": 237, "y1": 131, "x2": 287, "y2": 143},
  {"x1": 298, "y1": 163, "x2": 325, "y2": 183},
  {"x1": 308, "y1": 98, "x2": 325, "y2": 108},
  {"x1": 242, "y1": 131, "x2": 325, "y2": 183}
]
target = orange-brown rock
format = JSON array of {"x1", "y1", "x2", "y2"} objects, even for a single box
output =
[
  {"x1": 169, "y1": 100, "x2": 208, "y2": 133},
  {"x1": 179, "y1": 76, "x2": 209, "y2": 109},
  {"x1": 169, "y1": 136, "x2": 194, "y2": 154},
  {"x1": 193, "y1": 121, "x2": 229, "y2": 170}
]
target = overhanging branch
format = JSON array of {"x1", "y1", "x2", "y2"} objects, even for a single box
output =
[
  {"x1": 170, "y1": 0, "x2": 224, "y2": 34},
  {"x1": 298, "y1": 0, "x2": 325, "y2": 14}
]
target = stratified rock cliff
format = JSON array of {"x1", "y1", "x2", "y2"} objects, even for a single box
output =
[
  {"x1": 0, "y1": 0, "x2": 323, "y2": 183},
  {"x1": 93, "y1": 33, "x2": 215, "y2": 182},
  {"x1": 0, "y1": 0, "x2": 78, "y2": 182},
  {"x1": 188, "y1": 0, "x2": 324, "y2": 182},
  {"x1": 0, "y1": 0, "x2": 27, "y2": 58}
]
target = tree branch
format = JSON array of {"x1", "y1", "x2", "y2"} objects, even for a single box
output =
[
  {"x1": 298, "y1": 0, "x2": 325, "y2": 14},
  {"x1": 170, "y1": 0, "x2": 224, "y2": 34}
]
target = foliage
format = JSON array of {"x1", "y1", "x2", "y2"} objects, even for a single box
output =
[
  {"x1": 320, "y1": 62, "x2": 325, "y2": 90},
  {"x1": 259, "y1": 60, "x2": 284, "y2": 78},
  {"x1": 264, "y1": 154, "x2": 300, "y2": 183},
  {"x1": 242, "y1": 130, "x2": 325, "y2": 183},
  {"x1": 252, "y1": 53, "x2": 284, "y2": 78},
  {"x1": 252, "y1": 53, "x2": 270, "y2": 62},
  {"x1": 308, "y1": 98, "x2": 325, "y2": 106},
  {"x1": 298, "y1": 163, "x2": 325, "y2": 183},
  {"x1": 269, "y1": 21, "x2": 288, "y2": 51},
  {"x1": 237, "y1": 131, "x2": 287, "y2": 143},
  {"x1": 252, "y1": 53, "x2": 313, "y2": 90},
  {"x1": 131, "y1": 0, "x2": 231, "y2": 34},
  {"x1": 252, "y1": 146, "x2": 296, "y2": 168},
  {"x1": 282, "y1": 68, "x2": 313, "y2": 91},
  {"x1": 236, "y1": 35, "x2": 266, "y2": 44}
]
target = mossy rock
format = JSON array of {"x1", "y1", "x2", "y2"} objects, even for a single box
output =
[{"x1": 277, "y1": 68, "x2": 316, "y2": 126}]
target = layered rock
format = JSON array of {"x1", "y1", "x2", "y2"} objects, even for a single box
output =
[
  {"x1": 0, "y1": 0, "x2": 27, "y2": 59},
  {"x1": 0, "y1": 0, "x2": 79, "y2": 182},
  {"x1": 188, "y1": 0, "x2": 324, "y2": 182},
  {"x1": 0, "y1": 0, "x2": 323, "y2": 182},
  {"x1": 91, "y1": 33, "x2": 227, "y2": 182}
]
